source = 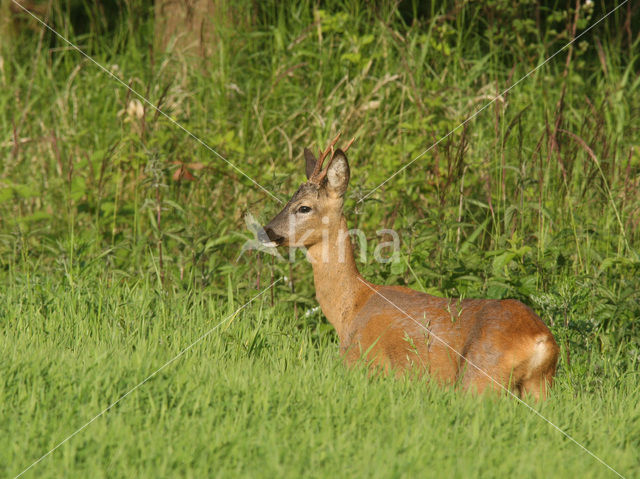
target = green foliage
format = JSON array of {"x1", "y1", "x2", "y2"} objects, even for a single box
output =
[{"x1": 1, "y1": 1, "x2": 640, "y2": 476}]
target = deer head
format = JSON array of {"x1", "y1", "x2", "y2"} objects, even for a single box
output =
[{"x1": 261, "y1": 134, "x2": 354, "y2": 248}]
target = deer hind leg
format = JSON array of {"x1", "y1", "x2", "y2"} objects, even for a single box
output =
[
  {"x1": 458, "y1": 354, "x2": 515, "y2": 396},
  {"x1": 519, "y1": 362, "x2": 557, "y2": 401},
  {"x1": 458, "y1": 341, "x2": 543, "y2": 397},
  {"x1": 459, "y1": 368, "x2": 504, "y2": 395}
]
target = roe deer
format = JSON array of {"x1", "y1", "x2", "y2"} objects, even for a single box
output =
[{"x1": 261, "y1": 135, "x2": 559, "y2": 400}]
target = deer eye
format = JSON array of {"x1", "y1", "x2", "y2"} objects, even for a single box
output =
[{"x1": 297, "y1": 206, "x2": 312, "y2": 214}]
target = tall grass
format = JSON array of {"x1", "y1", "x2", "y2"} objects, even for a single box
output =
[
  {"x1": 1, "y1": 1, "x2": 640, "y2": 476},
  {"x1": 3, "y1": 0, "x2": 638, "y2": 348}
]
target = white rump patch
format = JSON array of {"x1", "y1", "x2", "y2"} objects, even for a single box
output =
[{"x1": 529, "y1": 335, "x2": 550, "y2": 370}]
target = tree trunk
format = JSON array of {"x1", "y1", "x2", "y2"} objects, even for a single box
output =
[
  {"x1": 154, "y1": 0, "x2": 229, "y2": 58},
  {"x1": 1, "y1": 0, "x2": 49, "y2": 47}
]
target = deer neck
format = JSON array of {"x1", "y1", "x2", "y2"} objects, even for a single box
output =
[{"x1": 305, "y1": 215, "x2": 370, "y2": 343}]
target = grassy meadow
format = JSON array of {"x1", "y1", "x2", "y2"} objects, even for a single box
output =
[{"x1": 1, "y1": 0, "x2": 640, "y2": 477}]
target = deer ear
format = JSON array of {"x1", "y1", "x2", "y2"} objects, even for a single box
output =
[
  {"x1": 326, "y1": 149, "x2": 350, "y2": 198},
  {"x1": 304, "y1": 148, "x2": 317, "y2": 180}
]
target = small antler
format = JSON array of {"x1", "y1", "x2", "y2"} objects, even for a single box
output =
[
  {"x1": 308, "y1": 132, "x2": 341, "y2": 183},
  {"x1": 308, "y1": 132, "x2": 356, "y2": 184},
  {"x1": 343, "y1": 136, "x2": 355, "y2": 153}
]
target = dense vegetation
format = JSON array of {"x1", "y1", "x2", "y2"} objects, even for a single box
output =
[{"x1": 2, "y1": 1, "x2": 639, "y2": 477}]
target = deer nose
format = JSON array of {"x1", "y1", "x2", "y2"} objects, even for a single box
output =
[{"x1": 260, "y1": 226, "x2": 284, "y2": 246}]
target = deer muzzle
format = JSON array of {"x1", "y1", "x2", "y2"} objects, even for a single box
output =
[{"x1": 260, "y1": 225, "x2": 285, "y2": 247}]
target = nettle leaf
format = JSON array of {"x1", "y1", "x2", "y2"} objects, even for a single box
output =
[
  {"x1": 486, "y1": 281, "x2": 510, "y2": 299},
  {"x1": 492, "y1": 251, "x2": 516, "y2": 276},
  {"x1": 390, "y1": 255, "x2": 406, "y2": 275},
  {"x1": 517, "y1": 276, "x2": 538, "y2": 296}
]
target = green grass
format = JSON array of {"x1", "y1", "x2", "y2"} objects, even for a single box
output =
[
  {"x1": 2, "y1": 0, "x2": 640, "y2": 477},
  {"x1": 2, "y1": 272, "x2": 639, "y2": 478}
]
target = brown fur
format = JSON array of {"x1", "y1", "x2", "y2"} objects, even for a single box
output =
[
  {"x1": 263, "y1": 148, "x2": 559, "y2": 400},
  {"x1": 339, "y1": 277, "x2": 558, "y2": 400}
]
